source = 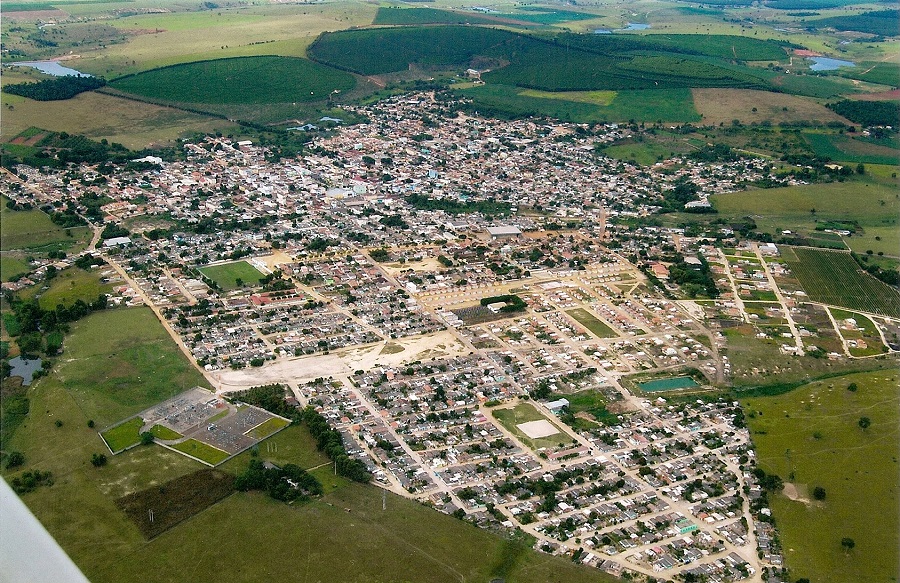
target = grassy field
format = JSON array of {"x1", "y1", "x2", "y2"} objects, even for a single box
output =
[
  {"x1": 518, "y1": 89, "x2": 617, "y2": 106},
  {"x1": 711, "y1": 179, "x2": 900, "y2": 255},
  {"x1": 248, "y1": 416, "x2": 290, "y2": 439},
  {"x1": 805, "y1": 132, "x2": 900, "y2": 166},
  {"x1": 1, "y1": 72, "x2": 234, "y2": 149},
  {"x1": 170, "y1": 439, "x2": 231, "y2": 465},
  {"x1": 566, "y1": 308, "x2": 618, "y2": 338},
  {"x1": 743, "y1": 370, "x2": 899, "y2": 583},
  {"x1": 492, "y1": 402, "x2": 572, "y2": 451},
  {"x1": 21, "y1": 267, "x2": 112, "y2": 310},
  {"x1": 781, "y1": 247, "x2": 900, "y2": 318},
  {"x1": 149, "y1": 424, "x2": 182, "y2": 440},
  {"x1": 110, "y1": 56, "x2": 355, "y2": 105},
  {"x1": 0, "y1": 196, "x2": 91, "y2": 252},
  {"x1": 692, "y1": 88, "x2": 849, "y2": 125},
  {"x1": 560, "y1": 389, "x2": 619, "y2": 425},
  {"x1": 100, "y1": 417, "x2": 144, "y2": 453},
  {"x1": 198, "y1": 260, "x2": 264, "y2": 291},
  {"x1": 0, "y1": 255, "x2": 31, "y2": 281},
  {"x1": 51, "y1": 307, "x2": 209, "y2": 427}
]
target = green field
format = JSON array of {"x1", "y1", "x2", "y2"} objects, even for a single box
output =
[
  {"x1": 248, "y1": 416, "x2": 290, "y2": 439},
  {"x1": 100, "y1": 417, "x2": 144, "y2": 453},
  {"x1": 0, "y1": 255, "x2": 31, "y2": 281},
  {"x1": 711, "y1": 180, "x2": 900, "y2": 255},
  {"x1": 567, "y1": 308, "x2": 618, "y2": 338},
  {"x1": 21, "y1": 267, "x2": 112, "y2": 310},
  {"x1": 110, "y1": 56, "x2": 355, "y2": 105},
  {"x1": 0, "y1": 196, "x2": 91, "y2": 252},
  {"x1": 743, "y1": 370, "x2": 899, "y2": 583},
  {"x1": 170, "y1": 439, "x2": 231, "y2": 465},
  {"x1": 804, "y1": 132, "x2": 900, "y2": 165},
  {"x1": 781, "y1": 247, "x2": 900, "y2": 318},
  {"x1": 560, "y1": 389, "x2": 619, "y2": 425},
  {"x1": 459, "y1": 84, "x2": 701, "y2": 123},
  {"x1": 149, "y1": 424, "x2": 182, "y2": 440},
  {"x1": 492, "y1": 402, "x2": 572, "y2": 451},
  {"x1": 50, "y1": 307, "x2": 210, "y2": 427},
  {"x1": 198, "y1": 260, "x2": 265, "y2": 291}
]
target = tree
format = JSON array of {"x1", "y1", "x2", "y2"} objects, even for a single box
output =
[
  {"x1": 140, "y1": 431, "x2": 155, "y2": 445},
  {"x1": 841, "y1": 537, "x2": 855, "y2": 551},
  {"x1": 858, "y1": 417, "x2": 871, "y2": 430},
  {"x1": 90, "y1": 453, "x2": 108, "y2": 467},
  {"x1": 846, "y1": 383, "x2": 858, "y2": 392},
  {"x1": 813, "y1": 486, "x2": 826, "y2": 500},
  {"x1": 5, "y1": 451, "x2": 25, "y2": 469}
]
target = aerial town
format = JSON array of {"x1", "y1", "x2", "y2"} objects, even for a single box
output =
[{"x1": 2, "y1": 92, "x2": 893, "y2": 582}]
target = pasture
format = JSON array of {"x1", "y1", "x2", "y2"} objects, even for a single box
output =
[
  {"x1": 0, "y1": 256, "x2": 31, "y2": 282},
  {"x1": 198, "y1": 260, "x2": 265, "y2": 291},
  {"x1": 1, "y1": 72, "x2": 233, "y2": 149},
  {"x1": 781, "y1": 247, "x2": 900, "y2": 318},
  {"x1": 743, "y1": 370, "x2": 899, "y2": 583},
  {"x1": 711, "y1": 179, "x2": 899, "y2": 254},
  {"x1": 692, "y1": 88, "x2": 849, "y2": 125},
  {"x1": 804, "y1": 132, "x2": 900, "y2": 166},
  {"x1": 0, "y1": 196, "x2": 90, "y2": 252},
  {"x1": 566, "y1": 308, "x2": 617, "y2": 338},
  {"x1": 21, "y1": 267, "x2": 112, "y2": 310},
  {"x1": 110, "y1": 56, "x2": 355, "y2": 105}
]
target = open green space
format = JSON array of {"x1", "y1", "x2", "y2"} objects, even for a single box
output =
[
  {"x1": 711, "y1": 179, "x2": 900, "y2": 255},
  {"x1": 781, "y1": 247, "x2": 900, "y2": 318},
  {"x1": 198, "y1": 260, "x2": 265, "y2": 292},
  {"x1": 0, "y1": 196, "x2": 90, "y2": 252},
  {"x1": 219, "y1": 423, "x2": 329, "y2": 475},
  {"x1": 743, "y1": 370, "x2": 899, "y2": 583},
  {"x1": 170, "y1": 439, "x2": 231, "y2": 466},
  {"x1": 21, "y1": 267, "x2": 112, "y2": 310},
  {"x1": 567, "y1": 308, "x2": 617, "y2": 338},
  {"x1": 804, "y1": 132, "x2": 900, "y2": 166},
  {"x1": 50, "y1": 307, "x2": 209, "y2": 427},
  {"x1": 248, "y1": 416, "x2": 290, "y2": 439},
  {"x1": 492, "y1": 402, "x2": 571, "y2": 451},
  {"x1": 149, "y1": 424, "x2": 182, "y2": 440},
  {"x1": 639, "y1": 376, "x2": 700, "y2": 392},
  {"x1": 100, "y1": 417, "x2": 144, "y2": 453},
  {"x1": 110, "y1": 56, "x2": 355, "y2": 105},
  {"x1": 559, "y1": 389, "x2": 619, "y2": 426},
  {"x1": 0, "y1": 256, "x2": 31, "y2": 282}
]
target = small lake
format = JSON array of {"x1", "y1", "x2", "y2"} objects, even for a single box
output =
[
  {"x1": 8, "y1": 356, "x2": 43, "y2": 386},
  {"x1": 808, "y1": 57, "x2": 855, "y2": 71},
  {"x1": 639, "y1": 376, "x2": 699, "y2": 392},
  {"x1": 12, "y1": 60, "x2": 91, "y2": 77},
  {"x1": 595, "y1": 23, "x2": 651, "y2": 34}
]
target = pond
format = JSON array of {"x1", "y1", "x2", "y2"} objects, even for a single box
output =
[
  {"x1": 8, "y1": 356, "x2": 43, "y2": 386},
  {"x1": 12, "y1": 60, "x2": 91, "y2": 77},
  {"x1": 808, "y1": 57, "x2": 855, "y2": 72},
  {"x1": 595, "y1": 23, "x2": 651, "y2": 34},
  {"x1": 638, "y1": 376, "x2": 699, "y2": 392}
]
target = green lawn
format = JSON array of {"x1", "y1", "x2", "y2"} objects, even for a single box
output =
[
  {"x1": 149, "y1": 424, "x2": 183, "y2": 440},
  {"x1": 743, "y1": 370, "x2": 899, "y2": 583},
  {"x1": 567, "y1": 308, "x2": 618, "y2": 338},
  {"x1": 248, "y1": 416, "x2": 290, "y2": 439},
  {"x1": 492, "y1": 402, "x2": 572, "y2": 451},
  {"x1": 100, "y1": 417, "x2": 144, "y2": 453},
  {"x1": 170, "y1": 439, "x2": 231, "y2": 466},
  {"x1": 198, "y1": 260, "x2": 265, "y2": 292}
]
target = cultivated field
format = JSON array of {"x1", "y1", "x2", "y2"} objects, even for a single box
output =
[
  {"x1": 743, "y1": 370, "x2": 899, "y2": 583},
  {"x1": 781, "y1": 247, "x2": 900, "y2": 318},
  {"x1": 198, "y1": 260, "x2": 265, "y2": 291},
  {"x1": 110, "y1": 56, "x2": 355, "y2": 105}
]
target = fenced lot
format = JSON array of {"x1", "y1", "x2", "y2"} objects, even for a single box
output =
[{"x1": 781, "y1": 247, "x2": 900, "y2": 319}]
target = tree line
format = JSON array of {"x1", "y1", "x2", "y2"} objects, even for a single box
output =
[{"x1": 4, "y1": 76, "x2": 106, "y2": 101}]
